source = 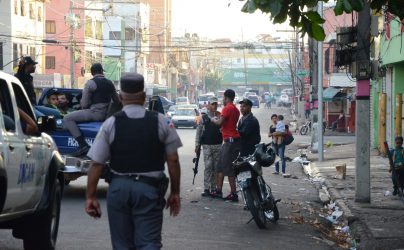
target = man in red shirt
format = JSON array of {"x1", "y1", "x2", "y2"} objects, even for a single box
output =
[{"x1": 210, "y1": 89, "x2": 241, "y2": 201}]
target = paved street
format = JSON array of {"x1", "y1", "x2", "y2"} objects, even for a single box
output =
[{"x1": 0, "y1": 106, "x2": 355, "y2": 250}]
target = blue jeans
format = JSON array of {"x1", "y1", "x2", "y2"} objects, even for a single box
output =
[
  {"x1": 35, "y1": 105, "x2": 62, "y2": 119},
  {"x1": 392, "y1": 168, "x2": 404, "y2": 190},
  {"x1": 274, "y1": 143, "x2": 286, "y2": 173},
  {"x1": 107, "y1": 176, "x2": 164, "y2": 250}
]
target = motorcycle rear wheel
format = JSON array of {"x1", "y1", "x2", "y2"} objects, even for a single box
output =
[
  {"x1": 300, "y1": 125, "x2": 309, "y2": 135},
  {"x1": 264, "y1": 202, "x2": 279, "y2": 223},
  {"x1": 243, "y1": 186, "x2": 267, "y2": 229}
]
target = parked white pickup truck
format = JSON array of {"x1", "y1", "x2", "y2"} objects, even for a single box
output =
[{"x1": 0, "y1": 71, "x2": 64, "y2": 250}]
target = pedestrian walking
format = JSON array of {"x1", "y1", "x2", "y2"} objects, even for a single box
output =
[
  {"x1": 63, "y1": 63, "x2": 120, "y2": 156},
  {"x1": 85, "y1": 73, "x2": 182, "y2": 250},
  {"x1": 304, "y1": 100, "x2": 311, "y2": 119},
  {"x1": 389, "y1": 136, "x2": 404, "y2": 196},
  {"x1": 269, "y1": 114, "x2": 287, "y2": 176},
  {"x1": 195, "y1": 97, "x2": 222, "y2": 197},
  {"x1": 210, "y1": 89, "x2": 241, "y2": 202},
  {"x1": 238, "y1": 98, "x2": 261, "y2": 157}
]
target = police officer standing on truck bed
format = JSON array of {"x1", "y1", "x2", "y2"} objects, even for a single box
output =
[
  {"x1": 64, "y1": 63, "x2": 120, "y2": 157},
  {"x1": 85, "y1": 73, "x2": 182, "y2": 250}
]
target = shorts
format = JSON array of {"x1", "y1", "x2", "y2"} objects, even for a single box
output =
[{"x1": 217, "y1": 140, "x2": 241, "y2": 177}]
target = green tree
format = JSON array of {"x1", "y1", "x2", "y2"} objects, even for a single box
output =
[{"x1": 239, "y1": 0, "x2": 404, "y2": 41}]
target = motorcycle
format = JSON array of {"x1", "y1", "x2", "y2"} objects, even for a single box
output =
[
  {"x1": 233, "y1": 143, "x2": 280, "y2": 229},
  {"x1": 299, "y1": 120, "x2": 327, "y2": 135}
]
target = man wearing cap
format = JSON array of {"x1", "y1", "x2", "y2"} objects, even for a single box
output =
[
  {"x1": 63, "y1": 63, "x2": 119, "y2": 156},
  {"x1": 44, "y1": 89, "x2": 60, "y2": 110},
  {"x1": 210, "y1": 89, "x2": 241, "y2": 202},
  {"x1": 238, "y1": 98, "x2": 261, "y2": 157},
  {"x1": 85, "y1": 73, "x2": 182, "y2": 250},
  {"x1": 15, "y1": 56, "x2": 61, "y2": 118},
  {"x1": 15, "y1": 56, "x2": 38, "y2": 105},
  {"x1": 195, "y1": 96, "x2": 222, "y2": 197}
]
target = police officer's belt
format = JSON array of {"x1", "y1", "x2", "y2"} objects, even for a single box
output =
[{"x1": 112, "y1": 173, "x2": 162, "y2": 188}]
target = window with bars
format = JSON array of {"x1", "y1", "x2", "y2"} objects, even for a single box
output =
[
  {"x1": 125, "y1": 28, "x2": 135, "y2": 40},
  {"x1": 20, "y1": 0, "x2": 25, "y2": 16},
  {"x1": 14, "y1": 0, "x2": 18, "y2": 15},
  {"x1": 46, "y1": 20, "x2": 56, "y2": 34},
  {"x1": 29, "y1": 47, "x2": 36, "y2": 59},
  {"x1": 29, "y1": 3, "x2": 35, "y2": 19},
  {"x1": 38, "y1": 6, "x2": 42, "y2": 21},
  {"x1": 109, "y1": 31, "x2": 121, "y2": 40},
  {"x1": 45, "y1": 56, "x2": 55, "y2": 69},
  {"x1": 13, "y1": 44, "x2": 18, "y2": 68},
  {"x1": 85, "y1": 16, "x2": 93, "y2": 38}
]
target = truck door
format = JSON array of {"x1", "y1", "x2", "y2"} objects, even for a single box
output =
[
  {"x1": 0, "y1": 79, "x2": 31, "y2": 213},
  {"x1": 11, "y1": 82, "x2": 46, "y2": 209}
]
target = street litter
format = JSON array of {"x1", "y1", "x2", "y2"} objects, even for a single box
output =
[
  {"x1": 190, "y1": 200, "x2": 199, "y2": 203},
  {"x1": 334, "y1": 164, "x2": 347, "y2": 180},
  {"x1": 384, "y1": 190, "x2": 391, "y2": 196},
  {"x1": 341, "y1": 226, "x2": 350, "y2": 234},
  {"x1": 204, "y1": 207, "x2": 210, "y2": 210}
]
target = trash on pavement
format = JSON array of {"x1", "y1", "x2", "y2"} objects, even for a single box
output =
[
  {"x1": 334, "y1": 164, "x2": 347, "y2": 180},
  {"x1": 341, "y1": 226, "x2": 350, "y2": 233},
  {"x1": 384, "y1": 190, "x2": 391, "y2": 196}
]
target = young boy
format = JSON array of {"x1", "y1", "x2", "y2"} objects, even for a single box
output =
[{"x1": 390, "y1": 136, "x2": 404, "y2": 195}]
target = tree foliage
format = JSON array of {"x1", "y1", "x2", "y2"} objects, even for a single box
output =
[{"x1": 239, "y1": 0, "x2": 404, "y2": 41}]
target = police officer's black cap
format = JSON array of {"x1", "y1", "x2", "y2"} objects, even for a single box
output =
[
  {"x1": 120, "y1": 73, "x2": 144, "y2": 93},
  {"x1": 90, "y1": 63, "x2": 104, "y2": 74},
  {"x1": 224, "y1": 89, "x2": 235, "y2": 99}
]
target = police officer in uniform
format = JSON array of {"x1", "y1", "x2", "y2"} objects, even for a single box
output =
[
  {"x1": 195, "y1": 97, "x2": 222, "y2": 197},
  {"x1": 85, "y1": 73, "x2": 182, "y2": 250},
  {"x1": 64, "y1": 63, "x2": 120, "y2": 156}
]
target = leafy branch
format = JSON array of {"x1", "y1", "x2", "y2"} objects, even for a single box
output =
[{"x1": 239, "y1": 0, "x2": 404, "y2": 41}]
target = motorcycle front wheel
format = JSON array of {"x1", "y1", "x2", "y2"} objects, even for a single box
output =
[
  {"x1": 243, "y1": 186, "x2": 267, "y2": 229},
  {"x1": 300, "y1": 125, "x2": 309, "y2": 135}
]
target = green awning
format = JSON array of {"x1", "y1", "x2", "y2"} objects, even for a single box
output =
[{"x1": 323, "y1": 87, "x2": 343, "y2": 102}]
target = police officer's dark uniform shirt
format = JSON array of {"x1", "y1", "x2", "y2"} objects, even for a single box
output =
[
  {"x1": 88, "y1": 104, "x2": 183, "y2": 178},
  {"x1": 237, "y1": 113, "x2": 261, "y2": 157}
]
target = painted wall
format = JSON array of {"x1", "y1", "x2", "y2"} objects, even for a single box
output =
[{"x1": 45, "y1": 0, "x2": 85, "y2": 78}]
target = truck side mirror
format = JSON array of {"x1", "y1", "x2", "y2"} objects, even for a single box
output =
[{"x1": 37, "y1": 116, "x2": 56, "y2": 132}]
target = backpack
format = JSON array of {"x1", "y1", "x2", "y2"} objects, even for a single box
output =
[{"x1": 283, "y1": 125, "x2": 294, "y2": 145}]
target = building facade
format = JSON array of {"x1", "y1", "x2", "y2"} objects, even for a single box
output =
[
  {"x1": 102, "y1": 1, "x2": 150, "y2": 82},
  {"x1": 0, "y1": 0, "x2": 45, "y2": 74}
]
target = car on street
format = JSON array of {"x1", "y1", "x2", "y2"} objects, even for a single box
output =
[
  {"x1": 247, "y1": 94, "x2": 260, "y2": 108},
  {"x1": 277, "y1": 94, "x2": 292, "y2": 107},
  {"x1": 176, "y1": 96, "x2": 190, "y2": 105},
  {"x1": 171, "y1": 108, "x2": 200, "y2": 129},
  {"x1": 197, "y1": 94, "x2": 210, "y2": 109},
  {"x1": 166, "y1": 105, "x2": 177, "y2": 119},
  {"x1": 159, "y1": 96, "x2": 174, "y2": 112}
]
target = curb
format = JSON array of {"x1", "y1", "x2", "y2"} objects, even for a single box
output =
[{"x1": 304, "y1": 161, "x2": 377, "y2": 249}]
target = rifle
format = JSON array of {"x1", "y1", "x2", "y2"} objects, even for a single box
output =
[{"x1": 192, "y1": 144, "x2": 201, "y2": 185}]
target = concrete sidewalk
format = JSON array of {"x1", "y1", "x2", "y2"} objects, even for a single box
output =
[{"x1": 306, "y1": 144, "x2": 404, "y2": 250}]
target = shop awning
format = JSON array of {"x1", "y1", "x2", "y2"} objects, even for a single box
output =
[{"x1": 323, "y1": 87, "x2": 345, "y2": 102}]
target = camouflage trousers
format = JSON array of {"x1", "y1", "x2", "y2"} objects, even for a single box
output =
[{"x1": 202, "y1": 144, "x2": 222, "y2": 190}]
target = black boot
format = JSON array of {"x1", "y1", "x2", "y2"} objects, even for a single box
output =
[{"x1": 71, "y1": 136, "x2": 90, "y2": 157}]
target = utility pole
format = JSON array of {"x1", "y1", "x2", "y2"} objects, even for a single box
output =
[
  {"x1": 241, "y1": 29, "x2": 248, "y2": 87},
  {"x1": 121, "y1": 18, "x2": 125, "y2": 75},
  {"x1": 317, "y1": 2, "x2": 324, "y2": 161},
  {"x1": 355, "y1": 2, "x2": 371, "y2": 203},
  {"x1": 69, "y1": 1, "x2": 75, "y2": 88}
]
